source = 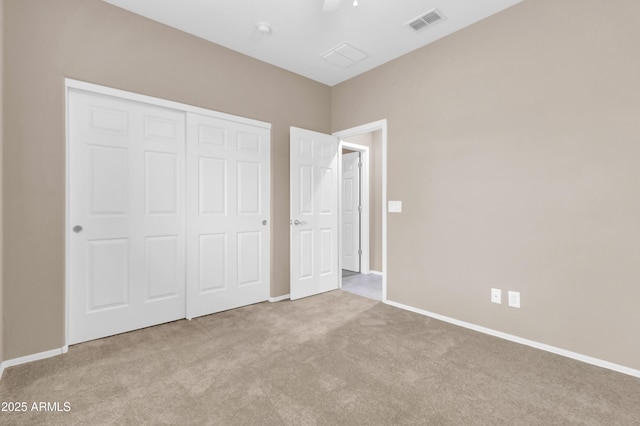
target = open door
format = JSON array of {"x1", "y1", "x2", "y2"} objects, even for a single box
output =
[
  {"x1": 342, "y1": 151, "x2": 361, "y2": 272},
  {"x1": 290, "y1": 127, "x2": 339, "y2": 300}
]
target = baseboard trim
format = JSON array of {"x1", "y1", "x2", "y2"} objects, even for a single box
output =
[
  {"x1": 0, "y1": 347, "x2": 67, "y2": 380},
  {"x1": 385, "y1": 299, "x2": 640, "y2": 379},
  {"x1": 269, "y1": 294, "x2": 290, "y2": 303},
  {"x1": 369, "y1": 270, "x2": 383, "y2": 276}
]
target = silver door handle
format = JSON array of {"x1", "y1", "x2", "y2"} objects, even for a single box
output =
[
  {"x1": 292, "y1": 220, "x2": 307, "y2": 226},
  {"x1": 73, "y1": 225, "x2": 83, "y2": 233}
]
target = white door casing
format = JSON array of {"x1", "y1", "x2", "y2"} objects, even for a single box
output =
[
  {"x1": 186, "y1": 113, "x2": 270, "y2": 319},
  {"x1": 342, "y1": 151, "x2": 361, "y2": 272},
  {"x1": 68, "y1": 89, "x2": 186, "y2": 344},
  {"x1": 290, "y1": 127, "x2": 339, "y2": 300}
]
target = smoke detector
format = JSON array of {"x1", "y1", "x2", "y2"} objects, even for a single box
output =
[{"x1": 256, "y1": 23, "x2": 272, "y2": 36}]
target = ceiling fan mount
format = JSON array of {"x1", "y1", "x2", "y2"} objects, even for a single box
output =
[{"x1": 322, "y1": 0, "x2": 358, "y2": 12}]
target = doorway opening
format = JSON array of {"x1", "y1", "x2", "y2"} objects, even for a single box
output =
[{"x1": 335, "y1": 120, "x2": 387, "y2": 302}]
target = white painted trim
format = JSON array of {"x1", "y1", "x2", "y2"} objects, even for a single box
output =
[
  {"x1": 65, "y1": 79, "x2": 271, "y2": 129},
  {"x1": 333, "y1": 120, "x2": 387, "y2": 303},
  {"x1": 64, "y1": 80, "x2": 71, "y2": 350},
  {"x1": 385, "y1": 299, "x2": 640, "y2": 379},
  {"x1": 1, "y1": 347, "x2": 67, "y2": 375},
  {"x1": 368, "y1": 270, "x2": 383, "y2": 276},
  {"x1": 340, "y1": 141, "x2": 370, "y2": 275},
  {"x1": 269, "y1": 294, "x2": 290, "y2": 303}
]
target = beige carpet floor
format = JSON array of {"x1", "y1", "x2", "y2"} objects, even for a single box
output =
[{"x1": 1, "y1": 290, "x2": 639, "y2": 425}]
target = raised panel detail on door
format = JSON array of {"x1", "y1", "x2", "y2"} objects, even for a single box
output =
[
  {"x1": 90, "y1": 147, "x2": 128, "y2": 216},
  {"x1": 145, "y1": 236, "x2": 179, "y2": 300},
  {"x1": 237, "y1": 132, "x2": 260, "y2": 153},
  {"x1": 237, "y1": 161, "x2": 260, "y2": 215},
  {"x1": 237, "y1": 231, "x2": 260, "y2": 287},
  {"x1": 145, "y1": 151, "x2": 178, "y2": 215},
  {"x1": 89, "y1": 106, "x2": 128, "y2": 135},
  {"x1": 320, "y1": 167, "x2": 333, "y2": 214},
  {"x1": 199, "y1": 234, "x2": 227, "y2": 293},
  {"x1": 290, "y1": 127, "x2": 339, "y2": 300},
  {"x1": 299, "y1": 229, "x2": 313, "y2": 280},
  {"x1": 87, "y1": 239, "x2": 129, "y2": 312},
  {"x1": 320, "y1": 229, "x2": 333, "y2": 275},
  {"x1": 199, "y1": 124, "x2": 227, "y2": 147},
  {"x1": 199, "y1": 157, "x2": 227, "y2": 215},
  {"x1": 187, "y1": 113, "x2": 270, "y2": 319},
  {"x1": 144, "y1": 116, "x2": 177, "y2": 141},
  {"x1": 299, "y1": 165, "x2": 314, "y2": 214}
]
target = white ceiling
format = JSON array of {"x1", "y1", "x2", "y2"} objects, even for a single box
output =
[{"x1": 103, "y1": 0, "x2": 523, "y2": 86}]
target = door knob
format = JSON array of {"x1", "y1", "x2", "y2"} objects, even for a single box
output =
[
  {"x1": 293, "y1": 220, "x2": 307, "y2": 226},
  {"x1": 73, "y1": 225, "x2": 83, "y2": 233}
]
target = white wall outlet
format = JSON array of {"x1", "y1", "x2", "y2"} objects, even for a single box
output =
[
  {"x1": 508, "y1": 291, "x2": 521, "y2": 308},
  {"x1": 491, "y1": 288, "x2": 502, "y2": 304}
]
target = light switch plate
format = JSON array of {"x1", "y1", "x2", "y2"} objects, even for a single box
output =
[{"x1": 388, "y1": 201, "x2": 402, "y2": 213}]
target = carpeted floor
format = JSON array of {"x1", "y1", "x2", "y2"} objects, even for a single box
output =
[{"x1": 1, "y1": 290, "x2": 639, "y2": 425}]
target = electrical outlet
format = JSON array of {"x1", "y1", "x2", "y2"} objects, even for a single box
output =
[
  {"x1": 508, "y1": 291, "x2": 521, "y2": 308},
  {"x1": 491, "y1": 288, "x2": 502, "y2": 304}
]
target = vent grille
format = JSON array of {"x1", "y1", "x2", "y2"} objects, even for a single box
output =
[
  {"x1": 407, "y1": 9, "x2": 446, "y2": 32},
  {"x1": 322, "y1": 42, "x2": 368, "y2": 68}
]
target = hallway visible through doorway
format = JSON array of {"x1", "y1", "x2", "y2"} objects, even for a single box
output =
[{"x1": 341, "y1": 270, "x2": 382, "y2": 301}]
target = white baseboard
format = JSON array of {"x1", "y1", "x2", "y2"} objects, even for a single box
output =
[
  {"x1": 0, "y1": 347, "x2": 67, "y2": 380},
  {"x1": 368, "y1": 270, "x2": 383, "y2": 276},
  {"x1": 385, "y1": 299, "x2": 640, "y2": 379},
  {"x1": 269, "y1": 294, "x2": 290, "y2": 303}
]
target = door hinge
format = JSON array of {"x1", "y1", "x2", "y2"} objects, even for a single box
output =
[
  {"x1": 358, "y1": 249, "x2": 363, "y2": 256},
  {"x1": 358, "y1": 205, "x2": 363, "y2": 212},
  {"x1": 358, "y1": 161, "x2": 362, "y2": 168}
]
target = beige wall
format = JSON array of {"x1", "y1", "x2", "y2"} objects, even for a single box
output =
[
  {"x1": 3, "y1": 0, "x2": 330, "y2": 360},
  {"x1": 4, "y1": 0, "x2": 640, "y2": 374},
  {"x1": 332, "y1": 0, "x2": 640, "y2": 370},
  {"x1": 343, "y1": 131, "x2": 383, "y2": 272}
]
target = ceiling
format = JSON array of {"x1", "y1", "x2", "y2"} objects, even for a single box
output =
[{"x1": 102, "y1": 0, "x2": 523, "y2": 87}]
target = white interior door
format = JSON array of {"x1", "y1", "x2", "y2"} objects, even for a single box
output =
[
  {"x1": 186, "y1": 113, "x2": 270, "y2": 318},
  {"x1": 290, "y1": 127, "x2": 339, "y2": 300},
  {"x1": 342, "y1": 151, "x2": 361, "y2": 272},
  {"x1": 68, "y1": 89, "x2": 186, "y2": 344}
]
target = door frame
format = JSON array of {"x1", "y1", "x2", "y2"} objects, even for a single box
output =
[
  {"x1": 339, "y1": 142, "x2": 370, "y2": 275},
  {"x1": 333, "y1": 119, "x2": 387, "y2": 302},
  {"x1": 65, "y1": 78, "x2": 271, "y2": 346}
]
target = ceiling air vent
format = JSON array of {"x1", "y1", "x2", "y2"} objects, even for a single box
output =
[
  {"x1": 406, "y1": 8, "x2": 446, "y2": 32},
  {"x1": 322, "y1": 42, "x2": 368, "y2": 68}
]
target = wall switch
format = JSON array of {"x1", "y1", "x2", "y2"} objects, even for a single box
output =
[
  {"x1": 508, "y1": 291, "x2": 521, "y2": 308},
  {"x1": 491, "y1": 288, "x2": 502, "y2": 304},
  {"x1": 388, "y1": 201, "x2": 402, "y2": 213}
]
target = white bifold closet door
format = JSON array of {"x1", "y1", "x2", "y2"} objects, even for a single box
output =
[
  {"x1": 68, "y1": 90, "x2": 187, "y2": 344},
  {"x1": 186, "y1": 113, "x2": 270, "y2": 319},
  {"x1": 68, "y1": 88, "x2": 270, "y2": 344}
]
